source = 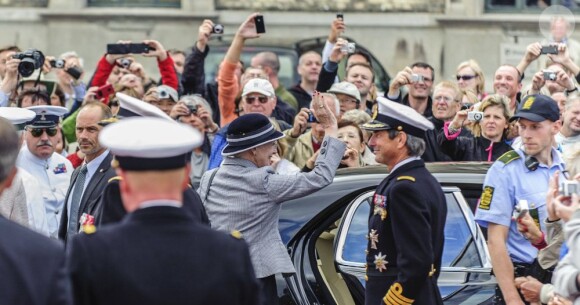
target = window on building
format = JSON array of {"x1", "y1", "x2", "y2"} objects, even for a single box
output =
[
  {"x1": 87, "y1": 0, "x2": 180, "y2": 8},
  {"x1": 485, "y1": 0, "x2": 579, "y2": 11},
  {"x1": 0, "y1": 0, "x2": 47, "y2": 7}
]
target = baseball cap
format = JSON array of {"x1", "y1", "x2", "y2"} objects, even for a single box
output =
[
  {"x1": 509, "y1": 94, "x2": 560, "y2": 122},
  {"x1": 242, "y1": 78, "x2": 275, "y2": 97},
  {"x1": 328, "y1": 81, "x2": 361, "y2": 102}
]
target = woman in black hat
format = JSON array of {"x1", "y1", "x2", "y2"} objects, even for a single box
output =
[{"x1": 198, "y1": 92, "x2": 346, "y2": 305}]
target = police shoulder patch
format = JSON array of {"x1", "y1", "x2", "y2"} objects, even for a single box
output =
[
  {"x1": 108, "y1": 176, "x2": 122, "y2": 183},
  {"x1": 396, "y1": 176, "x2": 416, "y2": 182},
  {"x1": 497, "y1": 150, "x2": 520, "y2": 165},
  {"x1": 479, "y1": 186, "x2": 494, "y2": 210}
]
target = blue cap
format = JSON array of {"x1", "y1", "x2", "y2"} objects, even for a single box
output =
[
  {"x1": 222, "y1": 113, "x2": 284, "y2": 156},
  {"x1": 510, "y1": 94, "x2": 560, "y2": 123}
]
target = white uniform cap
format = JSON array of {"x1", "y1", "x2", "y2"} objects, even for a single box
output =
[{"x1": 361, "y1": 97, "x2": 434, "y2": 138}]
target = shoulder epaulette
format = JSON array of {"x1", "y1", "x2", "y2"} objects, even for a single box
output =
[
  {"x1": 108, "y1": 176, "x2": 122, "y2": 183},
  {"x1": 231, "y1": 230, "x2": 243, "y2": 239},
  {"x1": 396, "y1": 176, "x2": 416, "y2": 182},
  {"x1": 497, "y1": 150, "x2": 520, "y2": 165}
]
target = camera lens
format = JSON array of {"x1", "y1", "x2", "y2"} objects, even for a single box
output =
[
  {"x1": 158, "y1": 89, "x2": 168, "y2": 98},
  {"x1": 19, "y1": 58, "x2": 36, "y2": 77}
]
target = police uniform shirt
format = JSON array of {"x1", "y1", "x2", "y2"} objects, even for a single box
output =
[
  {"x1": 474, "y1": 148, "x2": 566, "y2": 264},
  {"x1": 17, "y1": 145, "x2": 73, "y2": 238}
]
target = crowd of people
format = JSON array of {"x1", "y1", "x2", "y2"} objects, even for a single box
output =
[{"x1": 0, "y1": 9, "x2": 580, "y2": 305}]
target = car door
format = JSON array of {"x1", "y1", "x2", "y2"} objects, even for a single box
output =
[{"x1": 333, "y1": 187, "x2": 496, "y2": 304}]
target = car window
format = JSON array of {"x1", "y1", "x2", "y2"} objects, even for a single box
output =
[
  {"x1": 338, "y1": 191, "x2": 482, "y2": 268},
  {"x1": 204, "y1": 48, "x2": 299, "y2": 89}
]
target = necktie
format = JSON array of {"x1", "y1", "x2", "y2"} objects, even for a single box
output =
[{"x1": 68, "y1": 165, "x2": 88, "y2": 235}]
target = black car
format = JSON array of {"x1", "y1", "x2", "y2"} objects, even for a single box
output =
[
  {"x1": 276, "y1": 163, "x2": 496, "y2": 305},
  {"x1": 204, "y1": 36, "x2": 390, "y2": 92}
]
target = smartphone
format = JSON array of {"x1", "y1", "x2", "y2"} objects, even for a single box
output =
[
  {"x1": 254, "y1": 15, "x2": 266, "y2": 34},
  {"x1": 337, "y1": 13, "x2": 343, "y2": 20},
  {"x1": 540, "y1": 45, "x2": 558, "y2": 55},
  {"x1": 95, "y1": 84, "x2": 115, "y2": 100},
  {"x1": 107, "y1": 43, "x2": 153, "y2": 55}
]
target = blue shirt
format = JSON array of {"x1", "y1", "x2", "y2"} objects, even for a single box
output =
[{"x1": 474, "y1": 148, "x2": 566, "y2": 264}]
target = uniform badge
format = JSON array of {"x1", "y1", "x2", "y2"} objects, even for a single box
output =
[
  {"x1": 367, "y1": 229, "x2": 379, "y2": 249},
  {"x1": 479, "y1": 186, "x2": 494, "y2": 210},
  {"x1": 374, "y1": 252, "x2": 388, "y2": 272},
  {"x1": 373, "y1": 194, "x2": 388, "y2": 220},
  {"x1": 79, "y1": 213, "x2": 95, "y2": 234},
  {"x1": 53, "y1": 163, "x2": 67, "y2": 174}
]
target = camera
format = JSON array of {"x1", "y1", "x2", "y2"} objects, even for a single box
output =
[
  {"x1": 541, "y1": 45, "x2": 558, "y2": 55},
  {"x1": 119, "y1": 58, "x2": 132, "y2": 69},
  {"x1": 411, "y1": 74, "x2": 424, "y2": 83},
  {"x1": 307, "y1": 111, "x2": 318, "y2": 123},
  {"x1": 12, "y1": 49, "x2": 45, "y2": 77},
  {"x1": 515, "y1": 200, "x2": 529, "y2": 220},
  {"x1": 50, "y1": 59, "x2": 65, "y2": 69},
  {"x1": 212, "y1": 24, "x2": 224, "y2": 34},
  {"x1": 158, "y1": 87, "x2": 170, "y2": 99},
  {"x1": 467, "y1": 111, "x2": 484, "y2": 122},
  {"x1": 186, "y1": 104, "x2": 197, "y2": 115},
  {"x1": 560, "y1": 180, "x2": 579, "y2": 196},
  {"x1": 341, "y1": 42, "x2": 356, "y2": 54},
  {"x1": 543, "y1": 70, "x2": 557, "y2": 81}
]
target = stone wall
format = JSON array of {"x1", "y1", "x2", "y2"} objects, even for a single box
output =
[{"x1": 216, "y1": 0, "x2": 445, "y2": 13}]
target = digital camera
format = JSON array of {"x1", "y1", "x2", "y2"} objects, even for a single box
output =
[
  {"x1": 212, "y1": 24, "x2": 224, "y2": 34},
  {"x1": 186, "y1": 104, "x2": 197, "y2": 115},
  {"x1": 119, "y1": 58, "x2": 132, "y2": 69},
  {"x1": 543, "y1": 70, "x2": 557, "y2": 81},
  {"x1": 560, "y1": 180, "x2": 579, "y2": 197},
  {"x1": 12, "y1": 49, "x2": 45, "y2": 77},
  {"x1": 341, "y1": 42, "x2": 356, "y2": 54},
  {"x1": 50, "y1": 59, "x2": 65, "y2": 69},
  {"x1": 411, "y1": 74, "x2": 424, "y2": 83},
  {"x1": 307, "y1": 112, "x2": 318, "y2": 123},
  {"x1": 515, "y1": 200, "x2": 529, "y2": 219},
  {"x1": 467, "y1": 111, "x2": 484, "y2": 122}
]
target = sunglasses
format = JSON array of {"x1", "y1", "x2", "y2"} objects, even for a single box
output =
[
  {"x1": 245, "y1": 96, "x2": 269, "y2": 104},
  {"x1": 29, "y1": 127, "x2": 58, "y2": 138},
  {"x1": 456, "y1": 75, "x2": 476, "y2": 81}
]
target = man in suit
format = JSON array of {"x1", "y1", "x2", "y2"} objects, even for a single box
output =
[
  {"x1": 59, "y1": 102, "x2": 115, "y2": 242},
  {"x1": 362, "y1": 97, "x2": 447, "y2": 305},
  {"x1": 0, "y1": 116, "x2": 72, "y2": 305},
  {"x1": 68, "y1": 116, "x2": 258, "y2": 305}
]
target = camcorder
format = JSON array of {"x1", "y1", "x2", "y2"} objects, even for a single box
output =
[
  {"x1": 411, "y1": 74, "x2": 424, "y2": 83},
  {"x1": 341, "y1": 42, "x2": 356, "y2": 54},
  {"x1": 50, "y1": 59, "x2": 83, "y2": 80},
  {"x1": 212, "y1": 24, "x2": 224, "y2": 34},
  {"x1": 560, "y1": 180, "x2": 579, "y2": 197},
  {"x1": 543, "y1": 70, "x2": 557, "y2": 81},
  {"x1": 467, "y1": 111, "x2": 484, "y2": 122},
  {"x1": 12, "y1": 49, "x2": 45, "y2": 77}
]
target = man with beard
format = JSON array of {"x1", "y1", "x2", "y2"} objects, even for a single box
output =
[
  {"x1": 58, "y1": 102, "x2": 115, "y2": 242},
  {"x1": 288, "y1": 51, "x2": 322, "y2": 110},
  {"x1": 556, "y1": 96, "x2": 580, "y2": 153},
  {"x1": 17, "y1": 105, "x2": 72, "y2": 238},
  {"x1": 387, "y1": 63, "x2": 435, "y2": 117},
  {"x1": 475, "y1": 94, "x2": 565, "y2": 304},
  {"x1": 493, "y1": 65, "x2": 523, "y2": 113}
]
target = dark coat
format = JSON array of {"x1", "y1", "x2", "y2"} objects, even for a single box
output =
[
  {"x1": 96, "y1": 179, "x2": 210, "y2": 226},
  {"x1": 58, "y1": 152, "x2": 116, "y2": 242},
  {"x1": 68, "y1": 206, "x2": 258, "y2": 305},
  {"x1": 387, "y1": 91, "x2": 433, "y2": 118},
  {"x1": 365, "y1": 159, "x2": 446, "y2": 305},
  {"x1": 288, "y1": 83, "x2": 313, "y2": 110},
  {"x1": 422, "y1": 117, "x2": 453, "y2": 162},
  {"x1": 437, "y1": 128, "x2": 513, "y2": 162},
  {"x1": 0, "y1": 216, "x2": 71, "y2": 305}
]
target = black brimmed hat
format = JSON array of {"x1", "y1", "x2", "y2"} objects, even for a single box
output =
[
  {"x1": 361, "y1": 97, "x2": 434, "y2": 139},
  {"x1": 222, "y1": 113, "x2": 284, "y2": 157},
  {"x1": 510, "y1": 94, "x2": 560, "y2": 123}
]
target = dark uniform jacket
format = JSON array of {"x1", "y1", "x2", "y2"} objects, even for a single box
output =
[
  {"x1": 68, "y1": 205, "x2": 258, "y2": 305},
  {"x1": 96, "y1": 178, "x2": 210, "y2": 226},
  {"x1": 365, "y1": 159, "x2": 446, "y2": 305},
  {"x1": 0, "y1": 216, "x2": 71, "y2": 305},
  {"x1": 59, "y1": 152, "x2": 116, "y2": 242},
  {"x1": 437, "y1": 129, "x2": 513, "y2": 162}
]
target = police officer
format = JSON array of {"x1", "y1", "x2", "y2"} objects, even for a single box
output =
[
  {"x1": 475, "y1": 94, "x2": 565, "y2": 305},
  {"x1": 362, "y1": 97, "x2": 447, "y2": 305},
  {"x1": 67, "y1": 117, "x2": 258, "y2": 305},
  {"x1": 17, "y1": 105, "x2": 72, "y2": 238}
]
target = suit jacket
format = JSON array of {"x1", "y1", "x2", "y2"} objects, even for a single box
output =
[
  {"x1": 58, "y1": 152, "x2": 116, "y2": 241},
  {"x1": 365, "y1": 159, "x2": 446, "y2": 305},
  {"x1": 68, "y1": 205, "x2": 258, "y2": 305},
  {"x1": 0, "y1": 216, "x2": 71, "y2": 305},
  {"x1": 0, "y1": 174, "x2": 29, "y2": 227},
  {"x1": 198, "y1": 136, "x2": 346, "y2": 278}
]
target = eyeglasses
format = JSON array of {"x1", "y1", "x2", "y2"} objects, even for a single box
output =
[
  {"x1": 245, "y1": 96, "x2": 269, "y2": 104},
  {"x1": 456, "y1": 75, "x2": 477, "y2": 81},
  {"x1": 434, "y1": 96, "x2": 455, "y2": 103},
  {"x1": 28, "y1": 127, "x2": 58, "y2": 137}
]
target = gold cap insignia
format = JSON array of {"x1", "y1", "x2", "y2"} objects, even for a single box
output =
[{"x1": 522, "y1": 96, "x2": 535, "y2": 110}]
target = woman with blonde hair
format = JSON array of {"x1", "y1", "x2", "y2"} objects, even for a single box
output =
[
  {"x1": 439, "y1": 94, "x2": 513, "y2": 161},
  {"x1": 456, "y1": 59, "x2": 486, "y2": 99}
]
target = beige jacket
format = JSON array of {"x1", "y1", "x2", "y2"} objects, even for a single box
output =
[{"x1": 282, "y1": 130, "x2": 315, "y2": 170}]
